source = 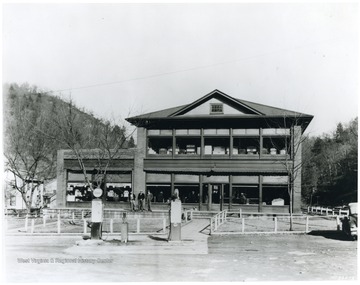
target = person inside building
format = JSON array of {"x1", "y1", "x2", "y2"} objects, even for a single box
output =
[
  {"x1": 138, "y1": 191, "x2": 145, "y2": 211},
  {"x1": 157, "y1": 191, "x2": 164, "y2": 203},
  {"x1": 123, "y1": 188, "x2": 129, "y2": 202},
  {"x1": 146, "y1": 190, "x2": 153, "y2": 212},
  {"x1": 240, "y1": 192, "x2": 247, "y2": 204}
]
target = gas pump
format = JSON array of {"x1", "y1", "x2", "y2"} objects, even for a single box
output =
[
  {"x1": 91, "y1": 187, "x2": 103, "y2": 240},
  {"x1": 169, "y1": 198, "x2": 182, "y2": 241}
]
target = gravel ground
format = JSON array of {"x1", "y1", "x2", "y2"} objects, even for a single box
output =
[{"x1": 3, "y1": 230, "x2": 357, "y2": 282}]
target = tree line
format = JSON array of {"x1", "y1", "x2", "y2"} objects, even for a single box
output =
[{"x1": 302, "y1": 117, "x2": 358, "y2": 206}]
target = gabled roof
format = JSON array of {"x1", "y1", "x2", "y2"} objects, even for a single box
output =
[{"x1": 126, "y1": 89, "x2": 313, "y2": 124}]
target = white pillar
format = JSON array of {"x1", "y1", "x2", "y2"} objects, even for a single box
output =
[
  {"x1": 57, "y1": 214, "x2": 61, "y2": 234},
  {"x1": 110, "y1": 219, "x2": 113, "y2": 233},
  {"x1": 137, "y1": 218, "x2": 140, "y2": 233}
]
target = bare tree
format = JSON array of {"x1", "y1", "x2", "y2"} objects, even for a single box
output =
[
  {"x1": 265, "y1": 114, "x2": 312, "y2": 230},
  {"x1": 48, "y1": 97, "x2": 135, "y2": 198},
  {"x1": 3, "y1": 85, "x2": 57, "y2": 213}
]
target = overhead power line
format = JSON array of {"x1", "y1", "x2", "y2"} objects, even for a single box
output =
[{"x1": 49, "y1": 37, "x2": 341, "y2": 95}]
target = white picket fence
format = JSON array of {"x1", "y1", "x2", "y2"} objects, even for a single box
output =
[
  {"x1": 307, "y1": 206, "x2": 349, "y2": 216},
  {"x1": 209, "y1": 210, "x2": 228, "y2": 234},
  {"x1": 209, "y1": 209, "x2": 344, "y2": 235},
  {"x1": 16, "y1": 214, "x2": 169, "y2": 235}
]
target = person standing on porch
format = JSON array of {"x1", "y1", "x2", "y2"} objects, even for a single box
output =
[
  {"x1": 146, "y1": 190, "x2": 153, "y2": 212},
  {"x1": 138, "y1": 191, "x2": 145, "y2": 211},
  {"x1": 129, "y1": 192, "x2": 136, "y2": 211}
]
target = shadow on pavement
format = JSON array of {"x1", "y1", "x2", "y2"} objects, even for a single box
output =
[
  {"x1": 307, "y1": 230, "x2": 352, "y2": 241},
  {"x1": 147, "y1": 235, "x2": 168, "y2": 242}
]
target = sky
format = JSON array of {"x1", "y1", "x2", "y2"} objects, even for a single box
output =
[{"x1": 2, "y1": 2, "x2": 359, "y2": 138}]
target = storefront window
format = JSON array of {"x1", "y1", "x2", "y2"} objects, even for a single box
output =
[
  {"x1": 146, "y1": 184, "x2": 171, "y2": 203},
  {"x1": 232, "y1": 186, "x2": 259, "y2": 205},
  {"x1": 67, "y1": 183, "x2": 92, "y2": 202},
  {"x1": 174, "y1": 184, "x2": 199, "y2": 203},
  {"x1": 262, "y1": 186, "x2": 289, "y2": 205},
  {"x1": 106, "y1": 183, "x2": 132, "y2": 202}
]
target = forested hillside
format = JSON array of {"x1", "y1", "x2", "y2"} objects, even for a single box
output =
[
  {"x1": 302, "y1": 118, "x2": 358, "y2": 206},
  {"x1": 3, "y1": 83, "x2": 135, "y2": 212}
]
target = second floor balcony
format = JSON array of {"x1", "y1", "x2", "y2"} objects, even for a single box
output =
[{"x1": 146, "y1": 128, "x2": 292, "y2": 160}]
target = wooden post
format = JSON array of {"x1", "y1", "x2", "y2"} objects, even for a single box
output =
[
  {"x1": 43, "y1": 215, "x2": 46, "y2": 227},
  {"x1": 72, "y1": 212, "x2": 75, "y2": 220},
  {"x1": 25, "y1": 215, "x2": 29, "y2": 232},
  {"x1": 214, "y1": 215, "x2": 218, "y2": 230},
  {"x1": 190, "y1": 210, "x2": 193, "y2": 220},
  {"x1": 209, "y1": 218, "x2": 213, "y2": 235},
  {"x1": 239, "y1": 208, "x2": 242, "y2": 218},
  {"x1": 137, "y1": 218, "x2": 140, "y2": 233},
  {"x1": 83, "y1": 219, "x2": 87, "y2": 234},
  {"x1": 185, "y1": 210, "x2": 188, "y2": 222},
  {"x1": 81, "y1": 211, "x2": 84, "y2": 219},
  {"x1": 274, "y1": 217, "x2": 277, "y2": 233},
  {"x1": 57, "y1": 214, "x2": 61, "y2": 234},
  {"x1": 31, "y1": 219, "x2": 35, "y2": 234},
  {"x1": 163, "y1": 218, "x2": 166, "y2": 233},
  {"x1": 305, "y1": 216, "x2": 309, "y2": 232},
  {"x1": 241, "y1": 218, "x2": 245, "y2": 233},
  {"x1": 110, "y1": 219, "x2": 113, "y2": 233},
  {"x1": 336, "y1": 216, "x2": 341, "y2": 231}
]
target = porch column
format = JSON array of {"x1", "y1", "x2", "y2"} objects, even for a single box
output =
[
  {"x1": 208, "y1": 184, "x2": 212, "y2": 211},
  {"x1": 133, "y1": 127, "x2": 146, "y2": 196},
  {"x1": 199, "y1": 175, "x2": 203, "y2": 210},
  {"x1": 219, "y1": 184, "x2": 224, "y2": 211},
  {"x1": 292, "y1": 126, "x2": 302, "y2": 213},
  {"x1": 229, "y1": 175, "x2": 233, "y2": 210},
  {"x1": 171, "y1": 173, "x2": 175, "y2": 195},
  {"x1": 258, "y1": 175, "x2": 263, "y2": 212}
]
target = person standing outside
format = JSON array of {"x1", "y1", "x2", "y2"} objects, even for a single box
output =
[
  {"x1": 138, "y1": 191, "x2": 145, "y2": 211},
  {"x1": 146, "y1": 190, "x2": 153, "y2": 212}
]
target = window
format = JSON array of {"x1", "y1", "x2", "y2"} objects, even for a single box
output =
[{"x1": 210, "y1": 103, "x2": 223, "y2": 114}]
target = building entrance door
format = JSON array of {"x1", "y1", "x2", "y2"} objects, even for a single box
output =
[{"x1": 209, "y1": 184, "x2": 224, "y2": 211}]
